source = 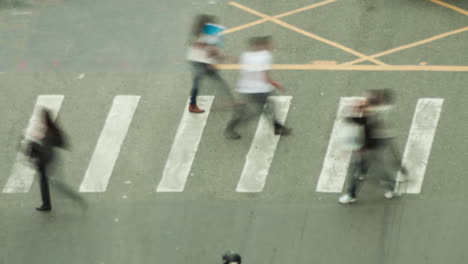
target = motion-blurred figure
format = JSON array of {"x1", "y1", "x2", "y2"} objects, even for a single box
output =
[
  {"x1": 222, "y1": 251, "x2": 241, "y2": 264},
  {"x1": 339, "y1": 89, "x2": 407, "y2": 204},
  {"x1": 23, "y1": 108, "x2": 86, "y2": 212},
  {"x1": 186, "y1": 14, "x2": 235, "y2": 113},
  {"x1": 224, "y1": 36, "x2": 291, "y2": 139}
]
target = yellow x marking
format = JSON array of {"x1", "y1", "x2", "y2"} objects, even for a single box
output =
[
  {"x1": 341, "y1": 26, "x2": 468, "y2": 65},
  {"x1": 222, "y1": 0, "x2": 337, "y2": 35},
  {"x1": 219, "y1": 1, "x2": 468, "y2": 71},
  {"x1": 228, "y1": 1, "x2": 387, "y2": 66}
]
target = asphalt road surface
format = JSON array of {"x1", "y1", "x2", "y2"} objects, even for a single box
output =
[{"x1": 1, "y1": 0, "x2": 467, "y2": 263}]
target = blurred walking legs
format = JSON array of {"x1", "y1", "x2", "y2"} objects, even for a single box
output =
[
  {"x1": 225, "y1": 93, "x2": 289, "y2": 139},
  {"x1": 189, "y1": 62, "x2": 234, "y2": 113}
]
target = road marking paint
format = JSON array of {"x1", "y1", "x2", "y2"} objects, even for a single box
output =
[
  {"x1": 236, "y1": 96, "x2": 292, "y2": 192},
  {"x1": 430, "y1": 0, "x2": 468, "y2": 16},
  {"x1": 316, "y1": 97, "x2": 364, "y2": 193},
  {"x1": 3, "y1": 95, "x2": 64, "y2": 193},
  {"x1": 156, "y1": 96, "x2": 214, "y2": 192},
  {"x1": 79, "y1": 96, "x2": 140, "y2": 192},
  {"x1": 312, "y1": 60, "x2": 337, "y2": 65},
  {"x1": 228, "y1": 1, "x2": 386, "y2": 65},
  {"x1": 216, "y1": 64, "x2": 468, "y2": 72},
  {"x1": 341, "y1": 26, "x2": 468, "y2": 65},
  {"x1": 11, "y1": 11, "x2": 33, "y2": 15},
  {"x1": 396, "y1": 98, "x2": 444, "y2": 194},
  {"x1": 222, "y1": 0, "x2": 336, "y2": 35}
]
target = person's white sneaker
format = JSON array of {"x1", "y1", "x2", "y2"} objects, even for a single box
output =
[
  {"x1": 384, "y1": 191, "x2": 401, "y2": 199},
  {"x1": 339, "y1": 193, "x2": 357, "y2": 204}
]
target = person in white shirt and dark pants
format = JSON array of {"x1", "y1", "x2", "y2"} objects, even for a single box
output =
[{"x1": 224, "y1": 36, "x2": 291, "y2": 139}]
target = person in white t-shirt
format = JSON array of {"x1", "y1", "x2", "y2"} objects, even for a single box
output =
[
  {"x1": 224, "y1": 36, "x2": 291, "y2": 139},
  {"x1": 186, "y1": 14, "x2": 235, "y2": 113}
]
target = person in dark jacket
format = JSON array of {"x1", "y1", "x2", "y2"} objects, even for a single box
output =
[
  {"x1": 25, "y1": 108, "x2": 86, "y2": 212},
  {"x1": 339, "y1": 90, "x2": 407, "y2": 204}
]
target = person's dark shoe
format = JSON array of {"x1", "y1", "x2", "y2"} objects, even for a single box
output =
[
  {"x1": 36, "y1": 205, "x2": 52, "y2": 212},
  {"x1": 274, "y1": 124, "x2": 291, "y2": 135},
  {"x1": 189, "y1": 104, "x2": 205, "y2": 113},
  {"x1": 224, "y1": 129, "x2": 241, "y2": 139},
  {"x1": 400, "y1": 165, "x2": 408, "y2": 176}
]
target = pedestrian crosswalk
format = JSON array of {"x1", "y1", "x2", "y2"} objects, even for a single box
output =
[{"x1": 1, "y1": 94, "x2": 444, "y2": 195}]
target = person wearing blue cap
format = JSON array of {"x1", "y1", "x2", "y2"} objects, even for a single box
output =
[{"x1": 186, "y1": 14, "x2": 235, "y2": 113}]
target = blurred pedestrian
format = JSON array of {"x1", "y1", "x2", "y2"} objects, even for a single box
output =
[
  {"x1": 339, "y1": 89, "x2": 407, "y2": 204},
  {"x1": 367, "y1": 89, "x2": 408, "y2": 186},
  {"x1": 186, "y1": 14, "x2": 235, "y2": 113},
  {"x1": 338, "y1": 98, "x2": 371, "y2": 204},
  {"x1": 222, "y1": 251, "x2": 241, "y2": 264},
  {"x1": 23, "y1": 108, "x2": 86, "y2": 212},
  {"x1": 224, "y1": 36, "x2": 291, "y2": 139}
]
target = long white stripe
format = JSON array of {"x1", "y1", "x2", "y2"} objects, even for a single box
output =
[
  {"x1": 316, "y1": 97, "x2": 364, "y2": 192},
  {"x1": 156, "y1": 96, "x2": 214, "y2": 192},
  {"x1": 396, "y1": 98, "x2": 443, "y2": 194},
  {"x1": 79, "y1": 96, "x2": 140, "y2": 192},
  {"x1": 3, "y1": 95, "x2": 64, "y2": 193},
  {"x1": 236, "y1": 96, "x2": 292, "y2": 192}
]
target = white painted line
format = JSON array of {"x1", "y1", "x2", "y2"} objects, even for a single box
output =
[
  {"x1": 3, "y1": 95, "x2": 64, "y2": 193},
  {"x1": 11, "y1": 11, "x2": 33, "y2": 15},
  {"x1": 79, "y1": 96, "x2": 140, "y2": 192},
  {"x1": 236, "y1": 96, "x2": 292, "y2": 192},
  {"x1": 396, "y1": 98, "x2": 443, "y2": 194},
  {"x1": 316, "y1": 97, "x2": 364, "y2": 193},
  {"x1": 156, "y1": 96, "x2": 214, "y2": 192}
]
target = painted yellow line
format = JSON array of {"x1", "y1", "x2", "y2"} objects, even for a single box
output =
[
  {"x1": 222, "y1": 0, "x2": 336, "y2": 35},
  {"x1": 430, "y1": 0, "x2": 468, "y2": 16},
  {"x1": 222, "y1": 18, "x2": 268, "y2": 34},
  {"x1": 275, "y1": 0, "x2": 337, "y2": 18},
  {"x1": 216, "y1": 64, "x2": 468, "y2": 72},
  {"x1": 229, "y1": 1, "x2": 387, "y2": 66},
  {"x1": 341, "y1": 26, "x2": 468, "y2": 65}
]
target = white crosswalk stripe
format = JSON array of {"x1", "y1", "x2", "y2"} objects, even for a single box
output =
[
  {"x1": 236, "y1": 96, "x2": 292, "y2": 192},
  {"x1": 396, "y1": 98, "x2": 444, "y2": 194},
  {"x1": 316, "y1": 97, "x2": 364, "y2": 193},
  {"x1": 79, "y1": 95, "x2": 140, "y2": 192},
  {"x1": 156, "y1": 96, "x2": 214, "y2": 192},
  {"x1": 3, "y1": 95, "x2": 64, "y2": 193}
]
